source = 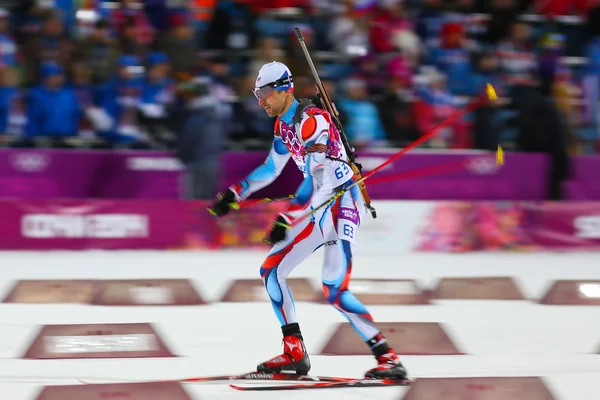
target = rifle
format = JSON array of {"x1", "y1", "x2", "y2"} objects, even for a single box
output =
[{"x1": 293, "y1": 27, "x2": 377, "y2": 219}]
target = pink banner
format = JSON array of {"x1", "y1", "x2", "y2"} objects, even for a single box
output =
[
  {"x1": 523, "y1": 202, "x2": 600, "y2": 250},
  {"x1": 0, "y1": 199, "x2": 598, "y2": 251},
  {"x1": 416, "y1": 202, "x2": 600, "y2": 252},
  {"x1": 0, "y1": 200, "x2": 219, "y2": 250}
]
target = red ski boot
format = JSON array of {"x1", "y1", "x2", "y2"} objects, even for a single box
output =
[
  {"x1": 257, "y1": 334, "x2": 311, "y2": 375},
  {"x1": 364, "y1": 348, "x2": 408, "y2": 380}
]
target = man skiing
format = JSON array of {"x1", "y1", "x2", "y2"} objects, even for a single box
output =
[{"x1": 209, "y1": 61, "x2": 408, "y2": 381}]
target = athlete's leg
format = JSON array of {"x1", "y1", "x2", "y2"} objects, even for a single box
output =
[
  {"x1": 320, "y1": 190, "x2": 408, "y2": 379},
  {"x1": 260, "y1": 215, "x2": 322, "y2": 326},
  {"x1": 257, "y1": 215, "x2": 322, "y2": 374},
  {"x1": 320, "y1": 194, "x2": 380, "y2": 342}
]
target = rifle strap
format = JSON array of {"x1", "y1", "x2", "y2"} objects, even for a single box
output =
[{"x1": 292, "y1": 98, "x2": 316, "y2": 127}]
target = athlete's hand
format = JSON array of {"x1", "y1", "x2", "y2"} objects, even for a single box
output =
[
  {"x1": 264, "y1": 214, "x2": 291, "y2": 245},
  {"x1": 208, "y1": 189, "x2": 238, "y2": 217}
]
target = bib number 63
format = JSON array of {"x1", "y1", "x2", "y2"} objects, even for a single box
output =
[{"x1": 334, "y1": 163, "x2": 351, "y2": 180}]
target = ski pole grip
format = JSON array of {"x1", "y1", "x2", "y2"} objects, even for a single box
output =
[{"x1": 294, "y1": 28, "x2": 303, "y2": 40}]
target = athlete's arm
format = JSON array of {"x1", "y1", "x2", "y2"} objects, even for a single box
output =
[{"x1": 230, "y1": 136, "x2": 291, "y2": 201}]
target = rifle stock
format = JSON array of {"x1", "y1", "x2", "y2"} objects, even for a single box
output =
[{"x1": 294, "y1": 27, "x2": 377, "y2": 219}]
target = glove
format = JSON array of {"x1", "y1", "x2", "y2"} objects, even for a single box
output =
[
  {"x1": 208, "y1": 189, "x2": 238, "y2": 217},
  {"x1": 264, "y1": 214, "x2": 291, "y2": 245}
]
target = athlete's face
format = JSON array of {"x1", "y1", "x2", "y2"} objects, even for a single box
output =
[{"x1": 257, "y1": 89, "x2": 288, "y2": 118}]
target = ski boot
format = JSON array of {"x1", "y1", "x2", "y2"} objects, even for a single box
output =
[
  {"x1": 257, "y1": 333, "x2": 311, "y2": 375},
  {"x1": 364, "y1": 348, "x2": 408, "y2": 380}
]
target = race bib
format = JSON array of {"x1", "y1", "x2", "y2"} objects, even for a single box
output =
[{"x1": 338, "y1": 207, "x2": 359, "y2": 244}]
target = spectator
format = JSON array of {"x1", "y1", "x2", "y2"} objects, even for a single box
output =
[
  {"x1": 206, "y1": 55, "x2": 237, "y2": 104},
  {"x1": 22, "y1": 9, "x2": 72, "y2": 84},
  {"x1": 142, "y1": 52, "x2": 175, "y2": 107},
  {"x1": 514, "y1": 87, "x2": 570, "y2": 200},
  {"x1": 415, "y1": 0, "x2": 446, "y2": 49},
  {"x1": 74, "y1": 19, "x2": 120, "y2": 85},
  {"x1": 469, "y1": 50, "x2": 504, "y2": 97},
  {"x1": 105, "y1": 0, "x2": 155, "y2": 48},
  {"x1": 551, "y1": 65, "x2": 581, "y2": 154},
  {"x1": 445, "y1": 0, "x2": 488, "y2": 42},
  {"x1": 369, "y1": 0, "x2": 413, "y2": 53},
  {"x1": 239, "y1": 0, "x2": 313, "y2": 14},
  {"x1": 328, "y1": 1, "x2": 370, "y2": 56},
  {"x1": 470, "y1": 51, "x2": 504, "y2": 150},
  {"x1": 353, "y1": 54, "x2": 386, "y2": 96},
  {"x1": 427, "y1": 21, "x2": 479, "y2": 96},
  {"x1": 118, "y1": 14, "x2": 150, "y2": 59},
  {"x1": 204, "y1": 0, "x2": 256, "y2": 52},
  {"x1": 139, "y1": 52, "x2": 177, "y2": 148},
  {"x1": 377, "y1": 56, "x2": 419, "y2": 147},
  {"x1": 155, "y1": 13, "x2": 197, "y2": 76},
  {"x1": 52, "y1": 0, "x2": 76, "y2": 35},
  {"x1": 96, "y1": 55, "x2": 146, "y2": 148},
  {"x1": 495, "y1": 21, "x2": 538, "y2": 91},
  {"x1": 144, "y1": 0, "x2": 185, "y2": 33},
  {"x1": 0, "y1": 67, "x2": 26, "y2": 143},
  {"x1": 69, "y1": 61, "x2": 96, "y2": 142},
  {"x1": 534, "y1": 0, "x2": 595, "y2": 17},
  {"x1": 483, "y1": 0, "x2": 519, "y2": 45},
  {"x1": 414, "y1": 68, "x2": 470, "y2": 148},
  {"x1": 537, "y1": 32, "x2": 566, "y2": 96},
  {"x1": 0, "y1": 9, "x2": 18, "y2": 69},
  {"x1": 580, "y1": 6, "x2": 600, "y2": 153},
  {"x1": 26, "y1": 62, "x2": 81, "y2": 146},
  {"x1": 204, "y1": 55, "x2": 236, "y2": 138},
  {"x1": 248, "y1": 37, "x2": 284, "y2": 77},
  {"x1": 337, "y1": 77, "x2": 387, "y2": 148},
  {"x1": 174, "y1": 76, "x2": 227, "y2": 199}
]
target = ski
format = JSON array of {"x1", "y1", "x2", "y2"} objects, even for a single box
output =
[
  {"x1": 230, "y1": 378, "x2": 412, "y2": 391},
  {"x1": 178, "y1": 371, "x2": 353, "y2": 383},
  {"x1": 79, "y1": 371, "x2": 353, "y2": 385}
]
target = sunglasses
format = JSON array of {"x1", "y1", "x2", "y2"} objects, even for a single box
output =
[{"x1": 253, "y1": 76, "x2": 293, "y2": 100}]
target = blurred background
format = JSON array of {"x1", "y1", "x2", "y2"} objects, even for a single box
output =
[{"x1": 0, "y1": 3, "x2": 599, "y2": 397}]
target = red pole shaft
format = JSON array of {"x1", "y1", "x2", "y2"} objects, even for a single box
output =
[
  {"x1": 360, "y1": 94, "x2": 486, "y2": 182},
  {"x1": 367, "y1": 158, "x2": 469, "y2": 186}
]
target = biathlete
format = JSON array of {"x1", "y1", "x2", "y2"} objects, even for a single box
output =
[{"x1": 209, "y1": 61, "x2": 407, "y2": 380}]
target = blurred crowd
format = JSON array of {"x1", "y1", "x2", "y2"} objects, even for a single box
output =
[{"x1": 0, "y1": 0, "x2": 599, "y2": 162}]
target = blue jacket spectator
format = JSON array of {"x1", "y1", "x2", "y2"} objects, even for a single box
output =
[
  {"x1": 97, "y1": 55, "x2": 145, "y2": 144},
  {"x1": 141, "y1": 52, "x2": 175, "y2": 108},
  {"x1": 415, "y1": 0, "x2": 445, "y2": 48},
  {"x1": 468, "y1": 51, "x2": 505, "y2": 98},
  {"x1": 426, "y1": 22, "x2": 479, "y2": 96},
  {"x1": 337, "y1": 78, "x2": 387, "y2": 147},
  {"x1": 0, "y1": 86, "x2": 20, "y2": 134},
  {"x1": 26, "y1": 63, "x2": 80, "y2": 138},
  {"x1": 0, "y1": 9, "x2": 16, "y2": 68}
]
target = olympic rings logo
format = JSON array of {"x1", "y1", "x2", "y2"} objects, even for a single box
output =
[{"x1": 10, "y1": 153, "x2": 50, "y2": 172}]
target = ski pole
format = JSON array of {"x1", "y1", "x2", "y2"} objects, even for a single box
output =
[
  {"x1": 230, "y1": 194, "x2": 296, "y2": 210},
  {"x1": 367, "y1": 146, "x2": 503, "y2": 186},
  {"x1": 290, "y1": 84, "x2": 498, "y2": 226}
]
